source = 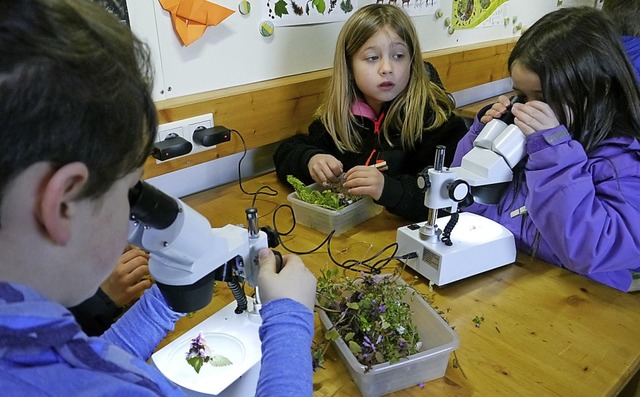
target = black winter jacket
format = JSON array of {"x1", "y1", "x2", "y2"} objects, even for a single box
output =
[{"x1": 273, "y1": 104, "x2": 467, "y2": 222}]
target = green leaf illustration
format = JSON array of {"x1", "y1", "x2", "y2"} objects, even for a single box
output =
[
  {"x1": 274, "y1": 0, "x2": 289, "y2": 17},
  {"x1": 312, "y1": 0, "x2": 326, "y2": 14}
]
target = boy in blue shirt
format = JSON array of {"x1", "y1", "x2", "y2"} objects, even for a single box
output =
[{"x1": 0, "y1": 1, "x2": 316, "y2": 395}]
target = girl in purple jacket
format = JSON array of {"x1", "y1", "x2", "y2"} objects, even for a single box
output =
[{"x1": 452, "y1": 7, "x2": 640, "y2": 292}]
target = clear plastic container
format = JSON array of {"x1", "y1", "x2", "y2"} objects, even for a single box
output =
[
  {"x1": 317, "y1": 278, "x2": 460, "y2": 397},
  {"x1": 286, "y1": 184, "x2": 383, "y2": 235}
]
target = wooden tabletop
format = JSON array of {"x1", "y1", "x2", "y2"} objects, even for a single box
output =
[
  {"x1": 157, "y1": 172, "x2": 640, "y2": 397},
  {"x1": 454, "y1": 91, "x2": 516, "y2": 120}
]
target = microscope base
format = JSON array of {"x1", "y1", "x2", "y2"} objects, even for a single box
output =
[{"x1": 396, "y1": 213, "x2": 516, "y2": 286}]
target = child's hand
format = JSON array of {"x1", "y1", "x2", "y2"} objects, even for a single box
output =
[
  {"x1": 308, "y1": 154, "x2": 343, "y2": 184},
  {"x1": 257, "y1": 249, "x2": 317, "y2": 311},
  {"x1": 100, "y1": 247, "x2": 151, "y2": 307},
  {"x1": 511, "y1": 101, "x2": 560, "y2": 136},
  {"x1": 342, "y1": 165, "x2": 384, "y2": 201},
  {"x1": 480, "y1": 95, "x2": 513, "y2": 124}
]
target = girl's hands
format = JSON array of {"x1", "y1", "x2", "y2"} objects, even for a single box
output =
[
  {"x1": 479, "y1": 95, "x2": 513, "y2": 124},
  {"x1": 308, "y1": 154, "x2": 343, "y2": 184},
  {"x1": 511, "y1": 101, "x2": 560, "y2": 136},
  {"x1": 480, "y1": 96, "x2": 560, "y2": 136},
  {"x1": 342, "y1": 165, "x2": 384, "y2": 201}
]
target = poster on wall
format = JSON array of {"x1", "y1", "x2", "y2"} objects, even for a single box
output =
[
  {"x1": 262, "y1": 0, "x2": 440, "y2": 27},
  {"x1": 377, "y1": 0, "x2": 441, "y2": 17},
  {"x1": 92, "y1": 0, "x2": 130, "y2": 26},
  {"x1": 452, "y1": 0, "x2": 509, "y2": 29},
  {"x1": 263, "y1": 0, "x2": 358, "y2": 26},
  {"x1": 556, "y1": 0, "x2": 601, "y2": 8}
]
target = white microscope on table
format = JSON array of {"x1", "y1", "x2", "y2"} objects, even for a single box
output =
[
  {"x1": 127, "y1": 181, "x2": 277, "y2": 396},
  {"x1": 396, "y1": 97, "x2": 525, "y2": 286}
]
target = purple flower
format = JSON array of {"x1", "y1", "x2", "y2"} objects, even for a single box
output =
[
  {"x1": 378, "y1": 304, "x2": 386, "y2": 313},
  {"x1": 362, "y1": 335, "x2": 383, "y2": 352},
  {"x1": 362, "y1": 335, "x2": 376, "y2": 351}
]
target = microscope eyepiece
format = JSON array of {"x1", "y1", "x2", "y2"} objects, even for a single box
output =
[
  {"x1": 498, "y1": 95, "x2": 525, "y2": 125},
  {"x1": 128, "y1": 181, "x2": 180, "y2": 230}
]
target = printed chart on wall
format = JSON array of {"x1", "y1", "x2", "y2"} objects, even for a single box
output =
[
  {"x1": 263, "y1": 0, "x2": 441, "y2": 26},
  {"x1": 387, "y1": 0, "x2": 441, "y2": 17},
  {"x1": 556, "y1": 0, "x2": 602, "y2": 8},
  {"x1": 452, "y1": 0, "x2": 509, "y2": 30},
  {"x1": 263, "y1": 0, "x2": 359, "y2": 26}
]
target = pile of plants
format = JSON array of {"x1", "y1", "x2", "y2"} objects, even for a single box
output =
[{"x1": 313, "y1": 268, "x2": 425, "y2": 372}]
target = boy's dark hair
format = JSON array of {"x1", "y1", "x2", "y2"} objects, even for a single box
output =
[
  {"x1": 602, "y1": 0, "x2": 640, "y2": 37},
  {"x1": 0, "y1": 0, "x2": 157, "y2": 205},
  {"x1": 508, "y1": 7, "x2": 640, "y2": 152}
]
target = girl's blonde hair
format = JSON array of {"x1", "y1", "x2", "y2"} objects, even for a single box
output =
[{"x1": 316, "y1": 3, "x2": 455, "y2": 153}]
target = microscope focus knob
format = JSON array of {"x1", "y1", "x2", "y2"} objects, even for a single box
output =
[
  {"x1": 416, "y1": 168, "x2": 431, "y2": 192},
  {"x1": 448, "y1": 180, "x2": 470, "y2": 202}
]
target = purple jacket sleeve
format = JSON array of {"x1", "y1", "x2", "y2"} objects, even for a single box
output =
[
  {"x1": 256, "y1": 298, "x2": 314, "y2": 397},
  {"x1": 101, "y1": 284, "x2": 184, "y2": 360},
  {"x1": 523, "y1": 126, "x2": 640, "y2": 286}
]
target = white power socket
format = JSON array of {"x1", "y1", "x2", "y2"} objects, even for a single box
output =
[{"x1": 155, "y1": 113, "x2": 215, "y2": 162}]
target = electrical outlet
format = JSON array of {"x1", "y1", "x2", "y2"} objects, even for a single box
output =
[
  {"x1": 156, "y1": 123, "x2": 184, "y2": 142},
  {"x1": 155, "y1": 113, "x2": 214, "y2": 162},
  {"x1": 185, "y1": 114, "x2": 214, "y2": 154}
]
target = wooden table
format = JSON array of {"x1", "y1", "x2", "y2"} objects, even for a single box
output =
[{"x1": 156, "y1": 172, "x2": 640, "y2": 397}]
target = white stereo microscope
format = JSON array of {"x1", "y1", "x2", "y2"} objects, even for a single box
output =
[
  {"x1": 396, "y1": 100, "x2": 525, "y2": 286},
  {"x1": 128, "y1": 181, "x2": 273, "y2": 396}
]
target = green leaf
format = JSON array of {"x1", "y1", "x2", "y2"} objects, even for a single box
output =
[
  {"x1": 186, "y1": 356, "x2": 203, "y2": 373},
  {"x1": 325, "y1": 328, "x2": 340, "y2": 341},
  {"x1": 348, "y1": 340, "x2": 362, "y2": 354},
  {"x1": 344, "y1": 332, "x2": 355, "y2": 342},
  {"x1": 209, "y1": 354, "x2": 233, "y2": 367},
  {"x1": 346, "y1": 302, "x2": 359, "y2": 310}
]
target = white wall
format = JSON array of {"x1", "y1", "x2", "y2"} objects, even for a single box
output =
[{"x1": 129, "y1": 0, "x2": 564, "y2": 102}]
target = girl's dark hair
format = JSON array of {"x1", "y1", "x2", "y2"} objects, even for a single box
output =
[
  {"x1": 602, "y1": 0, "x2": 640, "y2": 37},
  {"x1": 0, "y1": 0, "x2": 157, "y2": 202},
  {"x1": 508, "y1": 7, "x2": 640, "y2": 152}
]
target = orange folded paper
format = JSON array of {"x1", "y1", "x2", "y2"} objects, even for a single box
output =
[{"x1": 159, "y1": 0, "x2": 235, "y2": 46}]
